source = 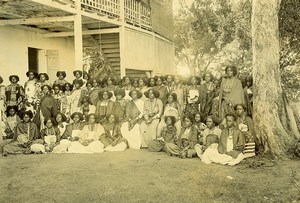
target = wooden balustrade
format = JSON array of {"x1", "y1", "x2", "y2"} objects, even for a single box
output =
[{"x1": 78, "y1": 0, "x2": 151, "y2": 30}]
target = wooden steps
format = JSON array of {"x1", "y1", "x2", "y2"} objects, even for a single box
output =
[{"x1": 99, "y1": 33, "x2": 120, "y2": 74}]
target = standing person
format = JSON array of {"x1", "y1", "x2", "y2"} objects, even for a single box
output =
[
  {"x1": 82, "y1": 81, "x2": 93, "y2": 98},
  {"x1": 33, "y1": 85, "x2": 58, "y2": 131},
  {"x1": 69, "y1": 79, "x2": 84, "y2": 115},
  {"x1": 156, "y1": 92, "x2": 181, "y2": 137},
  {"x1": 148, "y1": 77, "x2": 156, "y2": 88},
  {"x1": 235, "y1": 104, "x2": 256, "y2": 158},
  {"x1": 219, "y1": 65, "x2": 245, "y2": 120},
  {"x1": 36, "y1": 73, "x2": 51, "y2": 97},
  {"x1": 243, "y1": 76, "x2": 253, "y2": 117},
  {"x1": 154, "y1": 76, "x2": 168, "y2": 105},
  {"x1": 89, "y1": 78, "x2": 102, "y2": 105},
  {"x1": 5, "y1": 75, "x2": 25, "y2": 111},
  {"x1": 165, "y1": 114, "x2": 198, "y2": 158},
  {"x1": 111, "y1": 88, "x2": 128, "y2": 123},
  {"x1": 24, "y1": 71, "x2": 38, "y2": 113},
  {"x1": 80, "y1": 96, "x2": 96, "y2": 120},
  {"x1": 72, "y1": 70, "x2": 83, "y2": 85},
  {"x1": 102, "y1": 76, "x2": 117, "y2": 101},
  {"x1": 184, "y1": 76, "x2": 201, "y2": 116},
  {"x1": 0, "y1": 76, "x2": 5, "y2": 139},
  {"x1": 68, "y1": 113, "x2": 105, "y2": 153},
  {"x1": 52, "y1": 84, "x2": 68, "y2": 115},
  {"x1": 122, "y1": 76, "x2": 135, "y2": 100},
  {"x1": 140, "y1": 88, "x2": 163, "y2": 147},
  {"x1": 95, "y1": 90, "x2": 113, "y2": 123},
  {"x1": 2, "y1": 111, "x2": 39, "y2": 155},
  {"x1": 100, "y1": 114, "x2": 127, "y2": 151},
  {"x1": 148, "y1": 116, "x2": 177, "y2": 152},
  {"x1": 54, "y1": 71, "x2": 68, "y2": 87},
  {"x1": 165, "y1": 75, "x2": 175, "y2": 94},
  {"x1": 199, "y1": 73, "x2": 217, "y2": 118},
  {"x1": 136, "y1": 78, "x2": 148, "y2": 102},
  {"x1": 211, "y1": 78, "x2": 222, "y2": 119},
  {"x1": 64, "y1": 82, "x2": 73, "y2": 120},
  {"x1": 173, "y1": 75, "x2": 185, "y2": 117},
  {"x1": 121, "y1": 89, "x2": 144, "y2": 149},
  {"x1": 82, "y1": 71, "x2": 90, "y2": 86},
  {"x1": 218, "y1": 113, "x2": 245, "y2": 164}
]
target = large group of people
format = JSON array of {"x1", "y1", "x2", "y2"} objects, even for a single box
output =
[{"x1": 0, "y1": 65, "x2": 256, "y2": 165}]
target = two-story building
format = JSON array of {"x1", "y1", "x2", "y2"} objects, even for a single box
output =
[{"x1": 0, "y1": 0, "x2": 174, "y2": 84}]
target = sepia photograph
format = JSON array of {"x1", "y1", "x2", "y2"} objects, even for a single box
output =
[{"x1": 0, "y1": 0, "x2": 299, "y2": 202}]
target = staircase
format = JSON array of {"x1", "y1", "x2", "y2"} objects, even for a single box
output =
[{"x1": 94, "y1": 33, "x2": 121, "y2": 76}]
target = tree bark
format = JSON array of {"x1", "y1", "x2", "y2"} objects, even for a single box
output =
[{"x1": 252, "y1": 0, "x2": 298, "y2": 156}]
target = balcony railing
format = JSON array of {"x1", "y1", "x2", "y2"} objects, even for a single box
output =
[{"x1": 79, "y1": 0, "x2": 151, "y2": 30}]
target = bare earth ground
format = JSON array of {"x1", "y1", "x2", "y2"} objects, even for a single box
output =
[{"x1": 0, "y1": 150, "x2": 299, "y2": 203}]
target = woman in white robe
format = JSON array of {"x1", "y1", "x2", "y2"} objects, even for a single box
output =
[
  {"x1": 121, "y1": 89, "x2": 144, "y2": 149},
  {"x1": 68, "y1": 113, "x2": 105, "y2": 153}
]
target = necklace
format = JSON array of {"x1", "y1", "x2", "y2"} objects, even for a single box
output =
[{"x1": 223, "y1": 78, "x2": 235, "y2": 93}]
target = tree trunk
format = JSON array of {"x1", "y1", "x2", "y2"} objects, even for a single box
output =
[{"x1": 252, "y1": 0, "x2": 298, "y2": 156}]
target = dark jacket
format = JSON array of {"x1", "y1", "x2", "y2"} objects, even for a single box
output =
[{"x1": 218, "y1": 127, "x2": 245, "y2": 158}]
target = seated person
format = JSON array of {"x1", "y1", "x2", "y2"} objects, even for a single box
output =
[
  {"x1": 4, "y1": 106, "x2": 21, "y2": 139},
  {"x1": 40, "y1": 118, "x2": 61, "y2": 152},
  {"x1": 235, "y1": 104, "x2": 256, "y2": 158},
  {"x1": 68, "y1": 113, "x2": 105, "y2": 153},
  {"x1": 165, "y1": 114, "x2": 198, "y2": 158},
  {"x1": 2, "y1": 111, "x2": 39, "y2": 155},
  {"x1": 52, "y1": 112, "x2": 85, "y2": 153},
  {"x1": 218, "y1": 113, "x2": 245, "y2": 164},
  {"x1": 201, "y1": 134, "x2": 234, "y2": 165},
  {"x1": 195, "y1": 115, "x2": 222, "y2": 158},
  {"x1": 100, "y1": 114, "x2": 127, "y2": 152},
  {"x1": 193, "y1": 112, "x2": 207, "y2": 142},
  {"x1": 149, "y1": 116, "x2": 177, "y2": 152}
]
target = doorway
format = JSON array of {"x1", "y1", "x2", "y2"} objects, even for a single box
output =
[{"x1": 28, "y1": 47, "x2": 39, "y2": 73}]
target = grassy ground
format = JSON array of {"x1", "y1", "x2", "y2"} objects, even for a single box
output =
[{"x1": 0, "y1": 150, "x2": 299, "y2": 203}]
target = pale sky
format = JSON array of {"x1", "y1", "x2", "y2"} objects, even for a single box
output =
[{"x1": 173, "y1": 0, "x2": 194, "y2": 15}]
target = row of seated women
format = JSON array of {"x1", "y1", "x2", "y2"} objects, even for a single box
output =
[{"x1": 1, "y1": 86, "x2": 256, "y2": 165}]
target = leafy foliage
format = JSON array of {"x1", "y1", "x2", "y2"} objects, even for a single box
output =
[
  {"x1": 174, "y1": 0, "x2": 300, "y2": 100},
  {"x1": 84, "y1": 48, "x2": 116, "y2": 80},
  {"x1": 174, "y1": 0, "x2": 252, "y2": 76}
]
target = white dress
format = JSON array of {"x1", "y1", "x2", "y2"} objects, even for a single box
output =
[
  {"x1": 68, "y1": 124, "x2": 105, "y2": 153},
  {"x1": 156, "y1": 103, "x2": 181, "y2": 137},
  {"x1": 52, "y1": 129, "x2": 82, "y2": 153},
  {"x1": 121, "y1": 99, "x2": 144, "y2": 149},
  {"x1": 69, "y1": 89, "x2": 82, "y2": 114}
]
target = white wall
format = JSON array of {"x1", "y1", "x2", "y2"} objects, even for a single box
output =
[
  {"x1": 124, "y1": 28, "x2": 175, "y2": 76},
  {"x1": 0, "y1": 26, "x2": 75, "y2": 86}
]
